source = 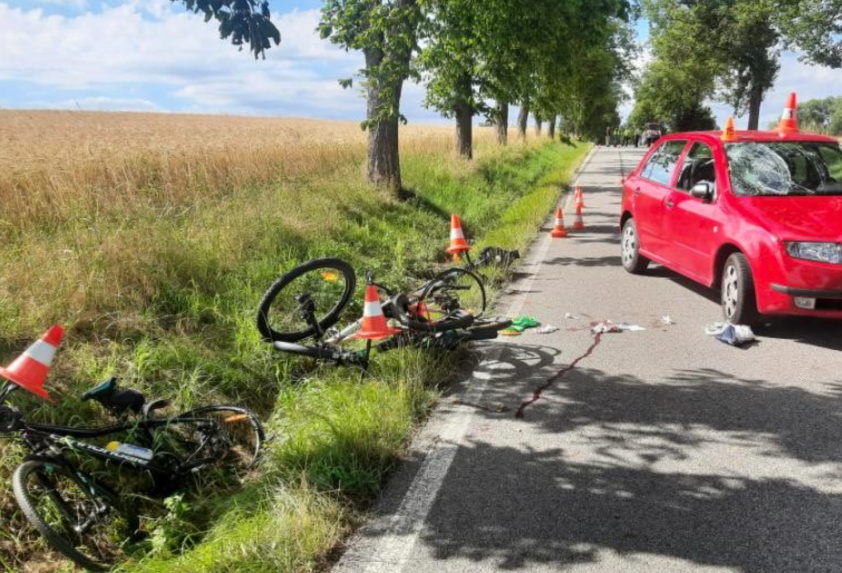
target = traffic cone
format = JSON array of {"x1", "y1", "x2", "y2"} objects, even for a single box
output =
[
  {"x1": 574, "y1": 187, "x2": 586, "y2": 210},
  {"x1": 446, "y1": 214, "x2": 471, "y2": 255},
  {"x1": 353, "y1": 286, "x2": 401, "y2": 340},
  {"x1": 550, "y1": 207, "x2": 568, "y2": 238},
  {"x1": 572, "y1": 187, "x2": 586, "y2": 230},
  {"x1": 777, "y1": 92, "x2": 798, "y2": 133},
  {"x1": 721, "y1": 116, "x2": 737, "y2": 141},
  {"x1": 0, "y1": 325, "x2": 64, "y2": 401},
  {"x1": 572, "y1": 204, "x2": 585, "y2": 231}
]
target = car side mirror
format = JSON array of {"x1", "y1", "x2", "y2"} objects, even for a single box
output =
[{"x1": 690, "y1": 182, "x2": 713, "y2": 202}]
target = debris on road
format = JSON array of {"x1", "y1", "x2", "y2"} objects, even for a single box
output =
[
  {"x1": 705, "y1": 322, "x2": 757, "y2": 347},
  {"x1": 661, "y1": 315, "x2": 674, "y2": 325},
  {"x1": 535, "y1": 325, "x2": 559, "y2": 334},
  {"x1": 565, "y1": 312, "x2": 581, "y2": 320},
  {"x1": 502, "y1": 316, "x2": 542, "y2": 335},
  {"x1": 591, "y1": 320, "x2": 646, "y2": 334}
]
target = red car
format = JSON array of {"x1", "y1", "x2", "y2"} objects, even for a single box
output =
[{"x1": 620, "y1": 111, "x2": 842, "y2": 325}]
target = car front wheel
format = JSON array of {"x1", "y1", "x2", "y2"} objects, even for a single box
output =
[
  {"x1": 721, "y1": 253, "x2": 759, "y2": 326},
  {"x1": 621, "y1": 218, "x2": 650, "y2": 274}
]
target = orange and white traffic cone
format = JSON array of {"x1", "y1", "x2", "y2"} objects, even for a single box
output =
[
  {"x1": 572, "y1": 205, "x2": 585, "y2": 231},
  {"x1": 777, "y1": 92, "x2": 799, "y2": 133},
  {"x1": 446, "y1": 215, "x2": 471, "y2": 257},
  {"x1": 572, "y1": 188, "x2": 586, "y2": 231},
  {"x1": 353, "y1": 286, "x2": 401, "y2": 340},
  {"x1": 721, "y1": 116, "x2": 737, "y2": 142},
  {"x1": 574, "y1": 186, "x2": 586, "y2": 209},
  {"x1": 0, "y1": 325, "x2": 64, "y2": 401},
  {"x1": 550, "y1": 207, "x2": 568, "y2": 238}
]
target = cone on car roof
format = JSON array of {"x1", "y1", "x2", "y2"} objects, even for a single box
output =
[
  {"x1": 777, "y1": 92, "x2": 799, "y2": 134},
  {"x1": 721, "y1": 116, "x2": 737, "y2": 142}
]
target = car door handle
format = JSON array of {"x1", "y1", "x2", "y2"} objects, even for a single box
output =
[{"x1": 665, "y1": 199, "x2": 675, "y2": 209}]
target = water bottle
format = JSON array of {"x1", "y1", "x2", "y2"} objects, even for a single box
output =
[{"x1": 106, "y1": 441, "x2": 154, "y2": 462}]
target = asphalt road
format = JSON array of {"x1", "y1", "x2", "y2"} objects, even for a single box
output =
[{"x1": 334, "y1": 145, "x2": 842, "y2": 573}]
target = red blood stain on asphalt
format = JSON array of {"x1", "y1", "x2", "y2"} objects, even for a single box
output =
[{"x1": 515, "y1": 333, "x2": 604, "y2": 419}]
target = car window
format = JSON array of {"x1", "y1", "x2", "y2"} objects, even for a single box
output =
[
  {"x1": 818, "y1": 146, "x2": 842, "y2": 180},
  {"x1": 641, "y1": 141, "x2": 687, "y2": 186},
  {"x1": 726, "y1": 142, "x2": 842, "y2": 196},
  {"x1": 677, "y1": 143, "x2": 716, "y2": 193}
]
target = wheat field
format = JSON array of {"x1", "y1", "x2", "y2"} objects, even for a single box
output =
[{"x1": 0, "y1": 110, "x2": 494, "y2": 234}]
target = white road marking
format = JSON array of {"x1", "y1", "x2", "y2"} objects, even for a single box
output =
[{"x1": 332, "y1": 146, "x2": 598, "y2": 573}]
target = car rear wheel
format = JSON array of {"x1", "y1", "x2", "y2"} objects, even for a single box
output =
[
  {"x1": 721, "y1": 253, "x2": 759, "y2": 326},
  {"x1": 621, "y1": 219, "x2": 650, "y2": 274}
]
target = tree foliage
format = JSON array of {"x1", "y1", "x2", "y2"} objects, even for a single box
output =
[
  {"x1": 319, "y1": 0, "x2": 422, "y2": 128},
  {"x1": 797, "y1": 96, "x2": 842, "y2": 135},
  {"x1": 175, "y1": 0, "x2": 280, "y2": 58},
  {"x1": 638, "y1": 0, "x2": 842, "y2": 131},
  {"x1": 776, "y1": 0, "x2": 842, "y2": 67}
]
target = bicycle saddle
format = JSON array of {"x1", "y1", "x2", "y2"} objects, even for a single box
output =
[{"x1": 82, "y1": 377, "x2": 146, "y2": 416}]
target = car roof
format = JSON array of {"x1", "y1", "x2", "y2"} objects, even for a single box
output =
[{"x1": 660, "y1": 130, "x2": 839, "y2": 145}]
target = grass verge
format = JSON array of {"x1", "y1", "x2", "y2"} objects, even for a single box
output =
[{"x1": 0, "y1": 137, "x2": 591, "y2": 573}]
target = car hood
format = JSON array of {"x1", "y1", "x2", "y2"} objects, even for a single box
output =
[{"x1": 737, "y1": 195, "x2": 842, "y2": 240}]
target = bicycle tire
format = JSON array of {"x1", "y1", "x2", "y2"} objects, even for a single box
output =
[
  {"x1": 13, "y1": 459, "x2": 138, "y2": 572},
  {"x1": 168, "y1": 406, "x2": 266, "y2": 473},
  {"x1": 395, "y1": 268, "x2": 487, "y2": 332},
  {"x1": 257, "y1": 258, "x2": 357, "y2": 343}
]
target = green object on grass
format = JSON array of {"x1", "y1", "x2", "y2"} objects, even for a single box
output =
[{"x1": 510, "y1": 316, "x2": 541, "y2": 331}]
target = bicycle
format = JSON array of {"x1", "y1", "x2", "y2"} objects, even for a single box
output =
[
  {"x1": 0, "y1": 377, "x2": 264, "y2": 571},
  {"x1": 255, "y1": 258, "x2": 511, "y2": 367}
]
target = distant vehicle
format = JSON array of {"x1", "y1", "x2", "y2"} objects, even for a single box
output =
[
  {"x1": 642, "y1": 122, "x2": 662, "y2": 146},
  {"x1": 620, "y1": 109, "x2": 842, "y2": 325}
]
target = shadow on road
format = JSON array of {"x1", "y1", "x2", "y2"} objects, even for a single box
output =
[
  {"x1": 408, "y1": 343, "x2": 842, "y2": 572},
  {"x1": 545, "y1": 256, "x2": 622, "y2": 268}
]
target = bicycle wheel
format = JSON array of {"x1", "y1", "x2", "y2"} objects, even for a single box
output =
[
  {"x1": 257, "y1": 258, "x2": 356, "y2": 343},
  {"x1": 398, "y1": 268, "x2": 487, "y2": 332},
  {"x1": 13, "y1": 460, "x2": 138, "y2": 571},
  {"x1": 165, "y1": 406, "x2": 265, "y2": 477}
]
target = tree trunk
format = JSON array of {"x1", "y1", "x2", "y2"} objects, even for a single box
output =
[
  {"x1": 517, "y1": 104, "x2": 529, "y2": 140},
  {"x1": 495, "y1": 102, "x2": 509, "y2": 146},
  {"x1": 535, "y1": 115, "x2": 543, "y2": 136},
  {"x1": 455, "y1": 102, "x2": 473, "y2": 159},
  {"x1": 747, "y1": 83, "x2": 764, "y2": 131},
  {"x1": 548, "y1": 115, "x2": 556, "y2": 140},
  {"x1": 364, "y1": 47, "x2": 406, "y2": 193}
]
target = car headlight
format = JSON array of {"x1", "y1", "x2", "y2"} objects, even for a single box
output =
[{"x1": 785, "y1": 242, "x2": 842, "y2": 264}]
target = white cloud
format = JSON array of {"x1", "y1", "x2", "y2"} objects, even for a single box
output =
[
  {"x1": 32, "y1": 0, "x2": 87, "y2": 8},
  {"x1": 34, "y1": 96, "x2": 161, "y2": 111},
  {"x1": 0, "y1": 2, "x2": 365, "y2": 116}
]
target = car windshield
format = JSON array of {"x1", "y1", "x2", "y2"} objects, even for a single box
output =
[{"x1": 726, "y1": 141, "x2": 842, "y2": 196}]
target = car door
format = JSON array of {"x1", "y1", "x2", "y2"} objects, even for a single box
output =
[
  {"x1": 634, "y1": 140, "x2": 688, "y2": 258},
  {"x1": 665, "y1": 141, "x2": 720, "y2": 282}
]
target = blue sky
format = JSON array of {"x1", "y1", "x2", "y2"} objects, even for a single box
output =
[{"x1": 2, "y1": 0, "x2": 841, "y2": 128}]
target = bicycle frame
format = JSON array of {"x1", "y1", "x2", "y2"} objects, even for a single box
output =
[{"x1": 1, "y1": 382, "x2": 234, "y2": 476}]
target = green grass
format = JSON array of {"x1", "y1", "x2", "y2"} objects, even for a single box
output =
[{"x1": 0, "y1": 139, "x2": 590, "y2": 573}]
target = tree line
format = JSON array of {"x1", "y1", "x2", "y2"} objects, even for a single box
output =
[
  {"x1": 174, "y1": 0, "x2": 634, "y2": 196},
  {"x1": 628, "y1": 0, "x2": 842, "y2": 133}
]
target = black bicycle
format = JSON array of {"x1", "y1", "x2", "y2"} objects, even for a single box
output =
[
  {"x1": 0, "y1": 378, "x2": 264, "y2": 571},
  {"x1": 256, "y1": 258, "x2": 511, "y2": 367}
]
